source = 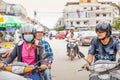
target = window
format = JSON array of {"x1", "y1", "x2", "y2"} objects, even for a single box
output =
[
  {"x1": 103, "y1": 13, "x2": 106, "y2": 17},
  {"x1": 76, "y1": 21, "x2": 80, "y2": 24},
  {"x1": 96, "y1": 7, "x2": 99, "y2": 10},
  {"x1": 96, "y1": 13, "x2": 99, "y2": 17},
  {"x1": 96, "y1": 21, "x2": 99, "y2": 24}
]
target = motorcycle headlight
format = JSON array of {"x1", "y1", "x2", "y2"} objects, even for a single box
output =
[{"x1": 12, "y1": 66, "x2": 25, "y2": 74}]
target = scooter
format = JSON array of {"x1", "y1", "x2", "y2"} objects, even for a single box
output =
[
  {"x1": 67, "y1": 39, "x2": 77, "y2": 61},
  {"x1": 78, "y1": 52, "x2": 120, "y2": 80},
  {"x1": 0, "y1": 52, "x2": 50, "y2": 80}
]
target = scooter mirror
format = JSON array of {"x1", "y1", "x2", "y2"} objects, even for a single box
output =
[
  {"x1": 78, "y1": 51, "x2": 85, "y2": 58},
  {"x1": 41, "y1": 52, "x2": 50, "y2": 60}
]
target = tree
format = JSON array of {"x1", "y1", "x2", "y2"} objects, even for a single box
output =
[
  {"x1": 54, "y1": 26, "x2": 64, "y2": 31},
  {"x1": 113, "y1": 17, "x2": 120, "y2": 30}
]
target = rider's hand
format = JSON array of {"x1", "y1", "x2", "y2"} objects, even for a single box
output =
[
  {"x1": 39, "y1": 64, "x2": 47, "y2": 71},
  {"x1": 0, "y1": 63, "x2": 4, "y2": 69},
  {"x1": 82, "y1": 63, "x2": 88, "y2": 70},
  {"x1": 47, "y1": 64, "x2": 51, "y2": 69}
]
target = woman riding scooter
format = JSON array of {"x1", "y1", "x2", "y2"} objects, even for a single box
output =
[{"x1": 0, "y1": 23, "x2": 48, "y2": 80}]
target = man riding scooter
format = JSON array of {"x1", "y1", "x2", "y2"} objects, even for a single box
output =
[
  {"x1": 66, "y1": 28, "x2": 81, "y2": 59},
  {"x1": 82, "y1": 20, "x2": 120, "y2": 79}
]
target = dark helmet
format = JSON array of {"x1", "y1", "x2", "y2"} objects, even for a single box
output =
[
  {"x1": 20, "y1": 23, "x2": 36, "y2": 42},
  {"x1": 95, "y1": 21, "x2": 112, "y2": 37}
]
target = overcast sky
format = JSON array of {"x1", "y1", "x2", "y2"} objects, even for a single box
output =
[{"x1": 3, "y1": 0, "x2": 120, "y2": 28}]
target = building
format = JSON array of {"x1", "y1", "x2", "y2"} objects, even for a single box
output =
[
  {"x1": 0, "y1": 0, "x2": 6, "y2": 15},
  {"x1": 61, "y1": 0, "x2": 119, "y2": 30}
]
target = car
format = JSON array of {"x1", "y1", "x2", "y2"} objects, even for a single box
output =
[
  {"x1": 78, "y1": 31, "x2": 97, "y2": 46},
  {"x1": 112, "y1": 30, "x2": 120, "y2": 39},
  {"x1": 55, "y1": 32, "x2": 66, "y2": 39}
]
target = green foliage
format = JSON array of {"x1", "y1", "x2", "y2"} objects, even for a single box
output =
[
  {"x1": 113, "y1": 17, "x2": 120, "y2": 30},
  {"x1": 54, "y1": 26, "x2": 64, "y2": 31}
]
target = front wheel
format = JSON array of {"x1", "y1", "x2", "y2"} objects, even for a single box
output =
[{"x1": 70, "y1": 50, "x2": 74, "y2": 61}]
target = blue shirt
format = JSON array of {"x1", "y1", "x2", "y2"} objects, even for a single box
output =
[
  {"x1": 88, "y1": 37, "x2": 120, "y2": 61},
  {"x1": 39, "y1": 39, "x2": 54, "y2": 62}
]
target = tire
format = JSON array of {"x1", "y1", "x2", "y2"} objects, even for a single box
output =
[{"x1": 70, "y1": 50, "x2": 74, "y2": 61}]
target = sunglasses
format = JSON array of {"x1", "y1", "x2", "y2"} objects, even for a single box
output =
[
  {"x1": 96, "y1": 31, "x2": 106, "y2": 33},
  {"x1": 37, "y1": 31, "x2": 43, "y2": 33}
]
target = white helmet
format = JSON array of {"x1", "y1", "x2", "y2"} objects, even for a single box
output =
[{"x1": 34, "y1": 24, "x2": 44, "y2": 32}]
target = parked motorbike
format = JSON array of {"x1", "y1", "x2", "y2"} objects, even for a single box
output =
[
  {"x1": 78, "y1": 52, "x2": 120, "y2": 80},
  {"x1": 66, "y1": 39, "x2": 77, "y2": 61},
  {"x1": 0, "y1": 52, "x2": 50, "y2": 80}
]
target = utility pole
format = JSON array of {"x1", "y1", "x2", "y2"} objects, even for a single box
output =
[{"x1": 34, "y1": 11, "x2": 37, "y2": 24}]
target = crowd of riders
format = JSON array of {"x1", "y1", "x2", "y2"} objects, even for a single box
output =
[{"x1": 0, "y1": 20, "x2": 120, "y2": 80}]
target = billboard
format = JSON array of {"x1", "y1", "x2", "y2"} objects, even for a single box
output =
[{"x1": 6, "y1": 4, "x2": 22, "y2": 16}]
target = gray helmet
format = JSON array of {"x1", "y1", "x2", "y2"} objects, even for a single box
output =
[
  {"x1": 95, "y1": 21, "x2": 112, "y2": 37},
  {"x1": 20, "y1": 23, "x2": 36, "y2": 42},
  {"x1": 21, "y1": 24, "x2": 36, "y2": 34}
]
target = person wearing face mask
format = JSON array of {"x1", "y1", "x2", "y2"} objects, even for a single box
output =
[{"x1": 0, "y1": 23, "x2": 48, "y2": 80}]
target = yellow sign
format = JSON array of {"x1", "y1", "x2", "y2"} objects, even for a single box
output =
[
  {"x1": 3, "y1": 43, "x2": 13, "y2": 49},
  {"x1": 0, "y1": 14, "x2": 4, "y2": 22}
]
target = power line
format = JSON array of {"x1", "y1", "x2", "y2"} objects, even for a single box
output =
[{"x1": 35, "y1": 11, "x2": 79, "y2": 14}]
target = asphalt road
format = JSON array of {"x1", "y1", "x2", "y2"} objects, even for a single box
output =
[{"x1": 46, "y1": 38, "x2": 90, "y2": 80}]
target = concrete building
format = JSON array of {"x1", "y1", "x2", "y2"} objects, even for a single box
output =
[
  {"x1": 62, "y1": 0, "x2": 119, "y2": 30},
  {"x1": 0, "y1": 0, "x2": 7, "y2": 15}
]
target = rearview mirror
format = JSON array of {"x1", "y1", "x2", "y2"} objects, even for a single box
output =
[
  {"x1": 78, "y1": 51, "x2": 85, "y2": 58},
  {"x1": 41, "y1": 52, "x2": 50, "y2": 60}
]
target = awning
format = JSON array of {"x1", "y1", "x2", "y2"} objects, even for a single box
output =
[{"x1": 0, "y1": 16, "x2": 25, "y2": 28}]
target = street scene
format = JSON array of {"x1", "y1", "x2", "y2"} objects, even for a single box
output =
[
  {"x1": 0, "y1": 0, "x2": 120, "y2": 80},
  {"x1": 47, "y1": 38, "x2": 90, "y2": 80}
]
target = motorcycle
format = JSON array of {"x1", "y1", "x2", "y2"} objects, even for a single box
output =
[
  {"x1": 0, "y1": 52, "x2": 50, "y2": 80},
  {"x1": 66, "y1": 39, "x2": 77, "y2": 61},
  {"x1": 49, "y1": 36, "x2": 52, "y2": 40},
  {"x1": 78, "y1": 52, "x2": 120, "y2": 80}
]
